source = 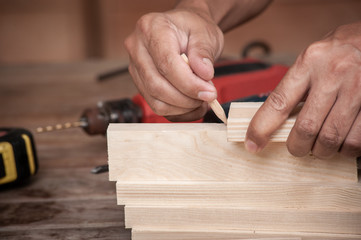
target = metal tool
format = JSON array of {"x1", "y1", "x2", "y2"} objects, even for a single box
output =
[
  {"x1": 36, "y1": 121, "x2": 87, "y2": 133},
  {"x1": 36, "y1": 99, "x2": 142, "y2": 135}
]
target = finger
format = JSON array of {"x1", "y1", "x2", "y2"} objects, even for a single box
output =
[
  {"x1": 187, "y1": 26, "x2": 224, "y2": 81},
  {"x1": 129, "y1": 39, "x2": 203, "y2": 110},
  {"x1": 312, "y1": 93, "x2": 360, "y2": 159},
  {"x1": 165, "y1": 102, "x2": 208, "y2": 122},
  {"x1": 129, "y1": 62, "x2": 199, "y2": 116},
  {"x1": 341, "y1": 109, "x2": 361, "y2": 157},
  {"x1": 144, "y1": 25, "x2": 217, "y2": 102},
  {"x1": 245, "y1": 60, "x2": 310, "y2": 153},
  {"x1": 287, "y1": 85, "x2": 338, "y2": 157}
]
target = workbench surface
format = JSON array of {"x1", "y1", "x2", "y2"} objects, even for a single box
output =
[{"x1": 0, "y1": 61, "x2": 136, "y2": 239}]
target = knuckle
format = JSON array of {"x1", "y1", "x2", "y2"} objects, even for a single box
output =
[
  {"x1": 302, "y1": 41, "x2": 329, "y2": 61},
  {"x1": 267, "y1": 90, "x2": 289, "y2": 114},
  {"x1": 136, "y1": 13, "x2": 154, "y2": 34},
  {"x1": 294, "y1": 119, "x2": 319, "y2": 140},
  {"x1": 318, "y1": 128, "x2": 342, "y2": 150}
]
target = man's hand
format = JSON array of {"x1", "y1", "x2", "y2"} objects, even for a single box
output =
[
  {"x1": 246, "y1": 21, "x2": 361, "y2": 159},
  {"x1": 124, "y1": 8, "x2": 223, "y2": 122},
  {"x1": 124, "y1": 0, "x2": 271, "y2": 122}
]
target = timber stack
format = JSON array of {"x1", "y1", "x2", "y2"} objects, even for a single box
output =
[{"x1": 108, "y1": 102, "x2": 361, "y2": 240}]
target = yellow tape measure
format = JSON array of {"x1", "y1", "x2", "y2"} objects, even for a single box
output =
[{"x1": 0, "y1": 128, "x2": 38, "y2": 187}]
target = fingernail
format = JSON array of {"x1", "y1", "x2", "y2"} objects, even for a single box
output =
[
  {"x1": 245, "y1": 139, "x2": 260, "y2": 154},
  {"x1": 198, "y1": 91, "x2": 216, "y2": 101}
]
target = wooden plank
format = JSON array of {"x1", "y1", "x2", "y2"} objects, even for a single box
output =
[
  {"x1": 131, "y1": 228, "x2": 361, "y2": 240},
  {"x1": 124, "y1": 206, "x2": 361, "y2": 235},
  {"x1": 116, "y1": 181, "x2": 361, "y2": 211},
  {"x1": 227, "y1": 102, "x2": 297, "y2": 142},
  {"x1": 108, "y1": 123, "x2": 357, "y2": 182}
]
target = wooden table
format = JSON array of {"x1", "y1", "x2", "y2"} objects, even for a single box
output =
[{"x1": 0, "y1": 61, "x2": 137, "y2": 239}]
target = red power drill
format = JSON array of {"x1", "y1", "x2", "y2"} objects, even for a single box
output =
[{"x1": 37, "y1": 60, "x2": 288, "y2": 135}]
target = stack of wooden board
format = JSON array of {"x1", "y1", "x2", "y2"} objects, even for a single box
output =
[{"x1": 108, "y1": 102, "x2": 361, "y2": 240}]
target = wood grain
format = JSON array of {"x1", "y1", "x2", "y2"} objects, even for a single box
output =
[
  {"x1": 227, "y1": 102, "x2": 297, "y2": 142},
  {"x1": 131, "y1": 228, "x2": 361, "y2": 240},
  {"x1": 108, "y1": 123, "x2": 357, "y2": 182},
  {"x1": 116, "y1": 181, "x2": 361, "y2": 211},
  {"x1": 125, "y1": 205, "x2": 361, "y2": 234}
]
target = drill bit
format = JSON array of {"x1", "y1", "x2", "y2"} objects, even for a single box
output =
[{"x1": 36, "y1": 121, "x2": 88, "y2": 133}]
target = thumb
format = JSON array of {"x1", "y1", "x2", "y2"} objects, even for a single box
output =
[
  {"x1": 187, "y1": 34, "x2": 222, "y2": 81},
  {"x1": 188, "y1": 50, "x2": 215, "y2": 81}
]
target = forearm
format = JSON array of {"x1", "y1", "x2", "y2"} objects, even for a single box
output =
[{"x1": 175, "y1": 0, "x2": 272, "y2": 32}]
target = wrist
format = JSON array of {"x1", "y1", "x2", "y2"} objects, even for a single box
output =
[
  {"x1": 175, "y1": 0, "x2": 271, "y2": 32},
  {"x1": 175, "y1": 0, "x2": 218, "y2": 25}
]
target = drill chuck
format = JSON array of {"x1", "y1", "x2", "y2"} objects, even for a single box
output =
[{"x1": 81, "y1": 99, "x2": 143, "y2": 135}]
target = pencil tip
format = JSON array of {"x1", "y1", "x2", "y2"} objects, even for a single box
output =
[{"x1": 209, "y1": 100, "x2": 227, "y2": 125}]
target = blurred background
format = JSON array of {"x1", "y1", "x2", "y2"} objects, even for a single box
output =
[{"x1": 1, "y1": 0, "x2": 361, "y2": 65}]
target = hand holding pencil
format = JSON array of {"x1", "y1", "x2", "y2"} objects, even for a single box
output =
[
  {"x1": 124, "y1": 7, "x2": 224, "y2": 123},
  {"x1": 181, "y1": 53, "x2": 227, "y2": 124}
]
